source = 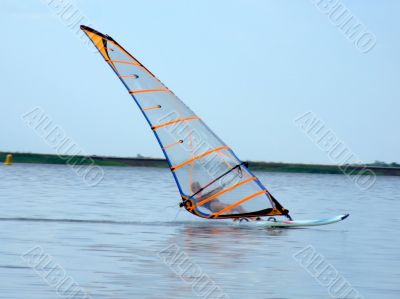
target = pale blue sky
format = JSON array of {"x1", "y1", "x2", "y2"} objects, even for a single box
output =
[{"x1": 1, "y1": 0, "x2": 399, "y2": 164}]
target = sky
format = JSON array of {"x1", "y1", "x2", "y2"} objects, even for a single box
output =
[{"x1": 1, "y1": 0, "x2": 399, "y2": 164}]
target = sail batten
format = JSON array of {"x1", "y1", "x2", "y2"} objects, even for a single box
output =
[
  {"x1": 129, "y1": 88, "x2": 170, "y2": 94},
  {"x1": 107, "y1": 60, "x2": 139, "y2": 65},
  {"x1": 152, "y1": 116, "x2": 200, "y2": 131},
  {"x1": 81, "y1": 25, "x2": 289, "y2": 219},
  {"x1": 143, "y1": 105, "x2": 162, "y2": 111},
  {"x1": 171, "y1": 145, "x2": 229, "y2": 172}
]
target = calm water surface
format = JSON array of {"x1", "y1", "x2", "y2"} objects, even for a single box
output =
[{"x1": 0, "y1": 163, "x2": 399, "y2": 298}]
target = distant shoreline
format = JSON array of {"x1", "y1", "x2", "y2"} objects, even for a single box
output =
[{"x1": 1, "y1": 152, "x2": 399, "y2": 176}]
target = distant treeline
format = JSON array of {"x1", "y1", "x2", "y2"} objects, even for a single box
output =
[
  {"x1": 1, "y1": 152, "x2": 399, "y2": 176},
  {"x1": 363, "y1": 161, "x2": 400, "y2": 167}
]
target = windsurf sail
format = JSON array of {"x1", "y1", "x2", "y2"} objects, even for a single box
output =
[{"x1": 81, "y1": 25, "x2": 290, "y2": 219}]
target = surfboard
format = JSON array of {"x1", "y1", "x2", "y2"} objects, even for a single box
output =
[{"x1": 238, "y1": 214, "x2": 350, "y2": 228}]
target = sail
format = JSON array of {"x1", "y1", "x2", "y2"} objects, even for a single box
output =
[{"x1": 81, "y1": 25, "x2": 289, "y2": 219}]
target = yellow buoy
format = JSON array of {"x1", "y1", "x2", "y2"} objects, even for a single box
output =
[{"x1": 4, "y1": 154, "x2": 12, "y2": 165}]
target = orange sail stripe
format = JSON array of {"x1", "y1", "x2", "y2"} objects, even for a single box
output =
[
  {"x1": 163, "y1": 139, "x2": 183, "y2": 150},
  {"x1": 119, "y1": 74, "x2": 140, "y2": 78},
  {"x1": 143, "y1": 105, "x2": 161, "y2": 111},
  {"x1": 171, "y1": 145, "x2": 229, "y2": 172},
  {"x1": 152, "y1": 116, "x2": 200, "y2": 131},
  {"x1": 196, "y1": 177, "x2": 257, "y2": 208},
  {"x1": 129, "y1": 88, "x2": 170, "y2": 95},
  {"x1": 211, "y1": 190, "x2": 267, "y2": 217},
  {"x1": 107, "y1": 59, "x2": 139, "y2": 66}
]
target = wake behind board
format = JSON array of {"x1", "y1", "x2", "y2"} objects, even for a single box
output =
[{"x1": 239, "y1": 214, "x2": 349, "y2": 228}]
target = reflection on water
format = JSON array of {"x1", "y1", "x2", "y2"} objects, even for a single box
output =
[{"x1": 0, "y1": 163, "x2": 399, "y2": 298}]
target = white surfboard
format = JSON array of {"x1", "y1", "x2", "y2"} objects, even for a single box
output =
[{"x1": 238, "y1": 214, "x2": 349, "y2": 228}]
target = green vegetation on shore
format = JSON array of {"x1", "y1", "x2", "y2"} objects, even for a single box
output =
[{"x1": 1, "y1": 152, "x2": 399, "y2": 176}]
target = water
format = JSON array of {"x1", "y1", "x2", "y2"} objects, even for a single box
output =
[{"x1": 0, "y1": 163, "x2": 399, "y2": 299}]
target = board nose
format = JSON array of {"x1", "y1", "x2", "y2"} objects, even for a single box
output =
[{"x1": 341, "y1": 214, "x2": 350, "y2": 220}]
